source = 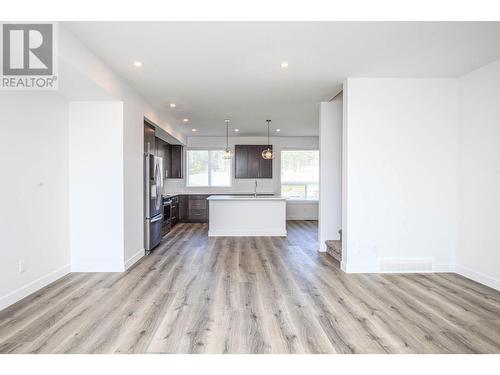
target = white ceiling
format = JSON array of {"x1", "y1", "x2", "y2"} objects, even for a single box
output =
[{"x1": 66, "y1": 22, "x2": 500, "y2": 137}]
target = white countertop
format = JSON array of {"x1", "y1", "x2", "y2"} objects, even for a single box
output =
[
  {"x1": 207, "y1": 195, "x2": 287, "y2": 201},
  {"x1": 165, "y1": 191, "x2": 275, "y2": 196}
]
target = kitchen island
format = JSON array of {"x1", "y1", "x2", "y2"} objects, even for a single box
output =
[{"x1": 207, "y1": 195, "x2": 287, "y2": 237}]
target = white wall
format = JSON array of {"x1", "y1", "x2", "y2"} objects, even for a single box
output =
[
  {"x1": 0, "y1": 24, "x2": 189, "y2": 310},
  {"x1": 122, "y1": 101, "x2": 149, "y2": 268},
  {"x1": 286, "y1": 201, "x2": 319, "y2": 220},
  {"x1": 165, "y1": 136, "x2": 319, "y2": 220},
  {"x1": 69, "y1": 102, "x2": 125, "y2": 271},
  {"x1": 0, "y1": 92, "x2": 70, "y2": 310},
  {"x1": 319, "y1": 96, "x2": 343, "y2": 251},
  {"x1": 456, "y1": 60, "x2": 500, "y2": 290},
  {"x1": 343, "y1": 78, "x2": 458, "y2": 273},
  {"x1": 58, "y1": 25, "x2": 186, "y2": 269}
]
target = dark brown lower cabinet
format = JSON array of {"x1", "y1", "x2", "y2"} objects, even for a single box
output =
[
  {"x1": 188, "y1": 209, "x2": 207, "y2": 221},
  {"x1": 175, "y1": 194, "x2": 209, "y2": 223},
  {"x1": 172, "y1": 193, "x2": 276, "y2": 224},
  {"x1": 178, "y1": 195, "x2": 188, "y2": 221},
  {"x1": 187, "y1": 195, "x2": 208, "y2": 222},
  {"x1": 170, "y1": 196, "x2": 179, "y2": 226}
]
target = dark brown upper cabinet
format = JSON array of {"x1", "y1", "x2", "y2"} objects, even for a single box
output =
[
  {"x1": 258, "y1": 145, "x2": 273, "y2": 178},
  {"x1": 155, "y1": 138, "x2": 183, "y2": 179},
  {"x1": 168, "y1": 144, "x2": 183, "y2": 179},
  {"x1": 154, "y1": 137, "x2": 169, "y2": 178},
  {"x1": 234, "y1": 145, "x2": 273, "y2": 179},
  {"x1": 235, "y1": 145, "x2": 248, "y2": 178},
  {"x1": 144, "y1": 122, "x2": 156, "y2": 155}
]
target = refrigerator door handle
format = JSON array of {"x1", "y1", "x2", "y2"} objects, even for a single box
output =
[
  {"x1": 151, "y1": 215, "x2": 163, "y2": 223},
  {"x1": 155, "y1": 161, "x2": 162, "y2": 211},
  {"x1": 145, "y1": 153, "x2": 151, "y2": 219}
]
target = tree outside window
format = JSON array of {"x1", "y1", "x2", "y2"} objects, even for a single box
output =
[{"x1": 281, "y1": 150, "x2": 319, "y2": 200}]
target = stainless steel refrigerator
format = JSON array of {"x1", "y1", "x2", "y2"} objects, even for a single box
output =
[{"x1": 145, "y1": 153, "x2": 163, "y2": 252}]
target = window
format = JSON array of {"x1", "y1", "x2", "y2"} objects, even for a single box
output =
[
  {"x1": 281, "y1": 150, "x2": 319, "y2": 200},
  {"x1": 186, "y1": 150, "x2": 231, "y2": 187}
]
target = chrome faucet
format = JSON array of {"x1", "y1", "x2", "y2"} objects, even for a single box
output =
[{"x1": 254, "y1": 179, "x2": 258, "y2": 197}]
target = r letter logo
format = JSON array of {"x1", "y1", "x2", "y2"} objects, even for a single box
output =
[{"x1": 1, "y1": 23, "x2": 58, "y2": 90}]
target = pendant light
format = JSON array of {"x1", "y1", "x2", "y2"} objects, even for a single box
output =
[
  {"x1": 261, "y1": 119, "x2": 275, "y2": 159},
  {"x1": 222, "y1": 119, "x2": 233, "y2": 159}
]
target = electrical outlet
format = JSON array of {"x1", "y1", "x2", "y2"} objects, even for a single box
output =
[{"x1": 19, "y1": 260, "x2": 26, "y2": 273}]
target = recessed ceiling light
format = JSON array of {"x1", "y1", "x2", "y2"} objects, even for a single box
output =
[
  {"x1": 234, "y1": 129, "x2": 239, "y2": 132},
  {"x1": 169, "y1": 103, "x2": 176, "y2": 108},
  {"x1": 182, "y1": 118, "x2": 189, "y2": 122},
  {"x1": 281, "y1": 62, "x2": 289, "y2": 68},
  {"x1": 191, "y1": 128, "x2": 197, "y2": 132},
  {"x1": 133, "y1": 61, "x2": 143, "y2": 67},
  {"x1": 276, "y1": 129, "x2": 281, "y2": 132}
]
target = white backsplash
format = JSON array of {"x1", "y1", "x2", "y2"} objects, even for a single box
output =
[{"x1": 164, "y1": 177, "x2": 275, "y2": 195}]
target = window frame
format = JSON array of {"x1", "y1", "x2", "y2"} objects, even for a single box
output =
[
  {"x1": 185, "y1": 148, "x2": 233, "y2": 188},
  {"x1": 280, "y1": 148, "x2": 319, "y2": 201}
]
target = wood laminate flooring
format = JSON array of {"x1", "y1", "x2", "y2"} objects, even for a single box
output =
[{"x1": 1, "y1": 221, "x2": 500, "y2": 354}]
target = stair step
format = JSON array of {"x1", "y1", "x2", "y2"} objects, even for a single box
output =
[{"x1": 325, "y1": 240, "x2": 342, "y2": 262}]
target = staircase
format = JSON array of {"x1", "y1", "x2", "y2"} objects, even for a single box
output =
[{"x1": 325, "y1": 229, "x2": 342, "y2": 262}]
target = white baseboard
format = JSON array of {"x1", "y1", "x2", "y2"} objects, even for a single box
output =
[
  {"x1": 340, "y1": 260, "x2": 347, "y2": 272},
  {"x1": 286, "y1": 216, "x2": 319, "y2": 220},
  {"x1": 435, "y1": 263, "x2": 456, "y2": 273},
  {"x1": 318, "y1": 242, "x2": 327, "y2": 252},
  {"x1": 286, "y1": 200, "x2": 319, "y2": 205},
  {"x1": 125, "y1": 248, "x2": 145, "y2": 271},
  {"x1": 456, "y1": 264, "x2": 500, "y2": 291},
  {"x1": 343, "y1": 261, "x2": 456, "y2": 274},
  {"x1": 0, "y1": 250, "x2": 145, "y2": 311},
  {"x1": 72, "y1": 249, "x2": 145, "y2": 273},
  {"x1": 0, "y1": 264, "x2": 70, "y2": 311},
  {"x1": 208, "y1": 230, "x2": 287, "y2": 237},
  {"x1": 71, "y1": 262, "x2": 124, "y2": 272},
  {"x1": 343, "y1": 263, "x2": 379, "y2": 273}
]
